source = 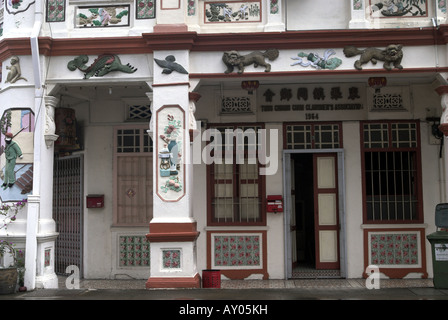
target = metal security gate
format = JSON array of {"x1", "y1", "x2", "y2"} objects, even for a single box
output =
[{"x1": 53, "y1": 155, "x2": 83, "y2": 276}]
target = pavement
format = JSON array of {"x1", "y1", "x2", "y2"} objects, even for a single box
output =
[
  {"x1": 0, "y1": 277, "x2": 447, "y2": 300},
  {"x1": 1, "y1": 278, "x2": 447, "y2": 318}
]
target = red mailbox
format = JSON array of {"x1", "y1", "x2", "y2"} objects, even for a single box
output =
[
  {"x1": 86, "y1": 194, "x2": 104, "y2": 208},
  {"x1": 267, "y1": 195, "x2": 283, "y2": 213}
]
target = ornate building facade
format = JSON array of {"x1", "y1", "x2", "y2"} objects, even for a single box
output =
[{"x1": 0, "y1": 0, "x2": 448, "y2": 289}]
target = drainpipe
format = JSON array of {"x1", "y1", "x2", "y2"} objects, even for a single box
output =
[{"x1": 24, "y1": 0, "x2": 43, "y2": 290}]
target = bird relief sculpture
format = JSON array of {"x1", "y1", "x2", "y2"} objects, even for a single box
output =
[
  {"x1": 159, "y1": 113, "x2": 183, "y2": 194},
  {"x1": 154, "y1": 55, "x2": 188, "y2": 75}
]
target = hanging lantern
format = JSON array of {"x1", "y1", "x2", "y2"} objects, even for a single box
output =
[
  {"x1": 241, "y1": 80, "x2": 259, "y2": 95},
  {"x1": 368, "y1": 77, "x2": 387, "y2": 93}
]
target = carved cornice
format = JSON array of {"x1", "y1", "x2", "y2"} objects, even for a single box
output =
[{"x1": 0, "y1": 25, "x2": 446, "y2": 61}]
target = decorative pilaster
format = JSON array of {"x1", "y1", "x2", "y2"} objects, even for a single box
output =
[
  {"x1": 349, "y1": 0, "x2": 368, "y2": 29},
  {"x1": 436, "y1": 86, "x2": 448, "y2": 136},
  {"x1": 188, "y1": 92, "x2": 200, "y2": 142},
  {"x1": 435, "y1": 85, "x2": 448, "y2": 205},
  {"x1": 265, "y1": 0, "x2": 285, "y2": 32},
  {"x1": 25, "y1": 95, "x2": 59, "y2": 289},
  {"x1": 44, "y1": 96, "x2": 58, "y2": 148},
  {"x1": 146, "y1": 50, "x2": 200, "y2": 288}
]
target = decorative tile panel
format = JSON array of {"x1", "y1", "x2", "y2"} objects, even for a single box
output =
[
  {"x1": 213, "y1": 234, "x2": 262, "y2": 269},
  {"x1": 439, "y1": 0, "x2": 447, "y2": 13},
  {"x1": 75, "y1": 5, "x2": 130, "y2": 28},
  {"x1": 46, "y1": 0, "x2": 66, "y2": 22},
  {"x1": 44, "y1": 249, "x2": 51, "y2": 267},
  {"x1": 162, "y1": 249, "x2": 181, "y2": 269},
  {"x1": 119, "y1": 236, "x2": 150, "y2": 267},
  {"x1": 204, "y1": 1, "x2": 261, "y2": 23},
  {"x1": 270, "y1": 0, "x2": 279, "y2": 14},
  {"x1": 370, "y1": 0, "x2": 428, "y2": 18},
  {"x1": 369, "y1": 231, "x2": 420, "y2": 266},
  {"x1": 187, "y1": 0, "x2": 196, "y2": 16},
  {"x1": 136, "y1": 0, "x2": 155, "y2": 19},
  {"x1": 353, "y1": 0, "x2": 363, "y2": 10}
]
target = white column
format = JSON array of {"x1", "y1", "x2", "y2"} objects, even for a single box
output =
[
  {"x1": 146, "y1": 49, "x2": 200, "y2": 288},
  {"x1": 24, "y1": 95, "x2": 59, "y2": 289},
  {"x1": 437, "y1": 86, "x2": 448, "y2": 204}
]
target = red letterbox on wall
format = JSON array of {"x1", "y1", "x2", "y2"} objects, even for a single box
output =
[
  {"x1": 86, "y1": 194, "x2": 104, "y2": 208},
  {"x1": 267, "y1": 195, "x2": 283, "y2": 213}
]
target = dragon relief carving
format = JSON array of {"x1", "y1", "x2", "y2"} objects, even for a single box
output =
[{"x1": 67, "y1": 54, "x2": 137, "y2": 79}]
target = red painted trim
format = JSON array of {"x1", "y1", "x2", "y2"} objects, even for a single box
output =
[
  {"x1": 362, "y1": 228, "x2": 428, "y2": 279},
  {"x1": 152, "y1": 82, "x2": 190, "y2": 87},
  {"x1": 146, "y1": 232, "x2": 200, "y2": 242},
  {"x1": 190, "y1": 68, "x2": 448, "y2": 80},
  {"x1": 435, "y1": 85, "x2": 448, "y2": 96},
  {"x1": 440, "y1": 123, "x2": 448, "y2": 136},
  {"x1": 154, "y1": 24, "x2": 188, "y2": 33},
  {"x1": 143, "y1": 32, "x2": 197, "y2": 51},
  {"x1": 146, "y1": 222, "x2": 200, "y2": 242},
  {"x1": 146, "y1": 273, "x2": 201, "y2": 288},
  {"x1": 149, "y1": 222, "x2": 198, "y2": 233},
  {"x1": 2, "y1": 25, "x2": 448, "y2": 60},
  {"x1": 189, "y1": 92, "x2": 201, "y2": 102}
]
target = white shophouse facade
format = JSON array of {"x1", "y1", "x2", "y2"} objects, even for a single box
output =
[{"x1": 1, "y1": 0, "x2": 448, "y2": 289}]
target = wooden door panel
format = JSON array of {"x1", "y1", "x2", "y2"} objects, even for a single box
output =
[{"x1": 314, "y1": 154, "x2": 340, "y2": 270}]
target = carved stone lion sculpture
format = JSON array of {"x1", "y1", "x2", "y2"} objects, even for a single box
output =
[
  {"x1": 343, "y1": 44, "x2": 403, "y2": 71},
  {"x1": 222, "y1": 49, "x2": 279, "y2": 74}
]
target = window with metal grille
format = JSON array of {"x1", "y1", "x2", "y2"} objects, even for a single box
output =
[
  {"x1": 361, "y1": 121, "x2": 422, "y2": 223},
  {"x1": 285, "y1": 123, "x2": 342, "y2": 149},
  {"x1": 207, "y1": 124, "x2": 265, "y2": 225}
]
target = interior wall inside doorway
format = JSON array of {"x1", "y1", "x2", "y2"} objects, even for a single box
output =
[{"x1": 292, "y1": 153, "x2": 315, "y2": 268}]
